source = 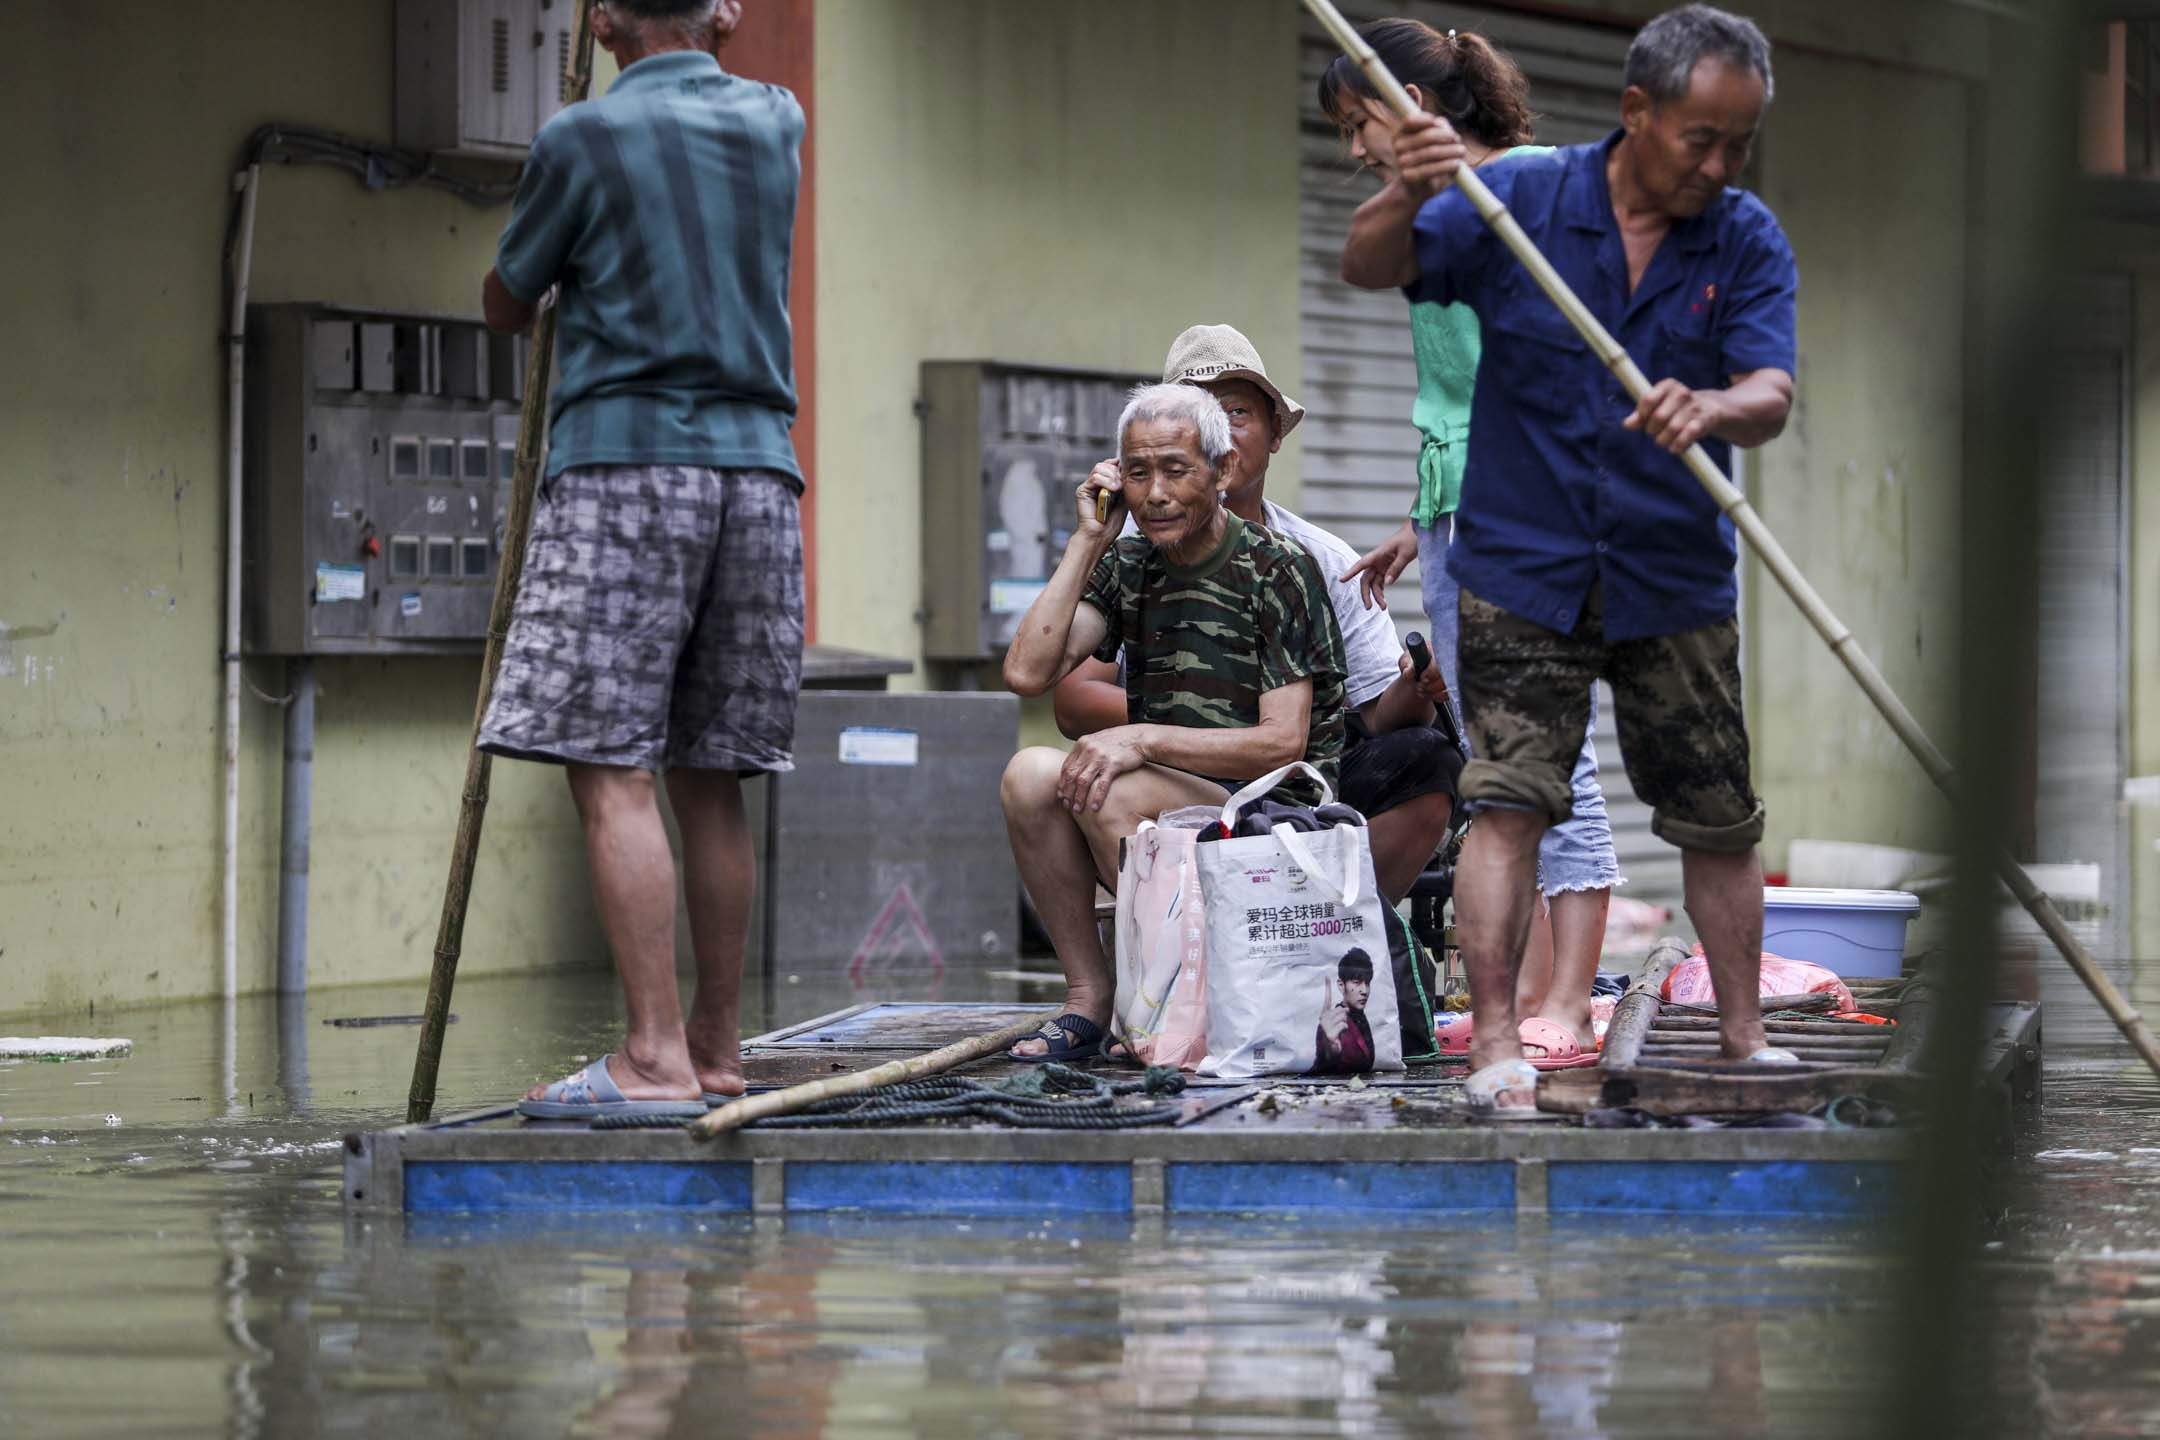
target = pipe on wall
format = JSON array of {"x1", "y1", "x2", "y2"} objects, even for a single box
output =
[
  {"x1": 220, "y1": 164, "x2": 261, "y2": 1004},
  {"x1": 276, "y1": 658, "x2": 315, "y2": 996}
]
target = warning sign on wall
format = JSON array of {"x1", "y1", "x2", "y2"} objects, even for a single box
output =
[{"x1": 849, "y1": 882, "x2": 946, "y2": 988}]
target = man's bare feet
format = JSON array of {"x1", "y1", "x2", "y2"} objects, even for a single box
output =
[
  {"x1": 687, "y1": 1023, "x2": 745, "y2": 1098},
  {"x1": 693, "y1": 1061, "x2": 746, "y2": 1099},
  {"x1": 1719, "y1": 1020, "x2": 1770, "y2": 1061}
]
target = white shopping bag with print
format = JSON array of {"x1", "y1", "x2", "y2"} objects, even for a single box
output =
[
  {"x1": 1109, "y1": 819, "x2": 1211, "y2": 1071},
  {"x1": 1193, "y1": 763, "x2": 1403, "y2": 1079}
]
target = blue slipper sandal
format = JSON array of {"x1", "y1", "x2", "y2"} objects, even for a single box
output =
[
  {"x1": 1010, "y1": 1013, "x2": 1105, "y2": 1064},
  {"x1": 517, "y1": 1054, "x2": 707, "y2": 1121}
]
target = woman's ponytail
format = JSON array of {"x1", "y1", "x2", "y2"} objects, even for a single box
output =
[{"x1": 1317, "y1": 19, "x2": 1537, "y2": 150}]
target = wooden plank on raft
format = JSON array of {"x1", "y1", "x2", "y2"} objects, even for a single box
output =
[
  {"x1": 1539, "y1": 1064, "x2": 1927, "y2": 1118},
  {"x1": 1643, "y1": 1031, "x2": 1891, "y2": 1051},
  {"x1": 1645, "y1": 1015, "x2": 1894, "y2": 1034},
  {"x1": 1639, "y1": 1052, "x2": 1891, "y2": 1067},
  {"x1": 1661, "y1": 992, "x2": 1838, "y2": 1017}
]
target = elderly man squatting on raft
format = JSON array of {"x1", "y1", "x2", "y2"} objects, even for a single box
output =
[
  {"x1": 1002, "y1": 383, "x2": 1350, "y2": 1062},
  {"x1": 1055, "y1": 326, "x2": 1460, "y2": 912},
  {"x1": 1340, "y1": 3, "x2": 1800, "y2": 1114},
  {"x1": 1056, "y1": 327, "x2": 1461, "y2": 1059}
]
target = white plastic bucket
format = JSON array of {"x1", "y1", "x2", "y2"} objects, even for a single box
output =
[{"x1": 1761, "y1": 887, "x2": 1921, "y2": 978}]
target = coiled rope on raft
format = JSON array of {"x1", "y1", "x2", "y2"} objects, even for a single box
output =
[{"x1": 594, "y1": 1063, "x2": 1188, "y2": 1131}]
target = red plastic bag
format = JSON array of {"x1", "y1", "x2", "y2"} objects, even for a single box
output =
[{"x1": 1661, "y1": 945, "x2": 1858, "y2": 1015}]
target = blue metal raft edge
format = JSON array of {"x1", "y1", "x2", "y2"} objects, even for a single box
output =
[
  {"x1": 368, "y1": 1144, "x2": 1909, "y2": 1220},
  {"x1": 346, "y1": 1000, "x2": 2040, "y2": 1221}
]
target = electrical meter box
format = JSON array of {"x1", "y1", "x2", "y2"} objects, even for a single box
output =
[
  {"x1": 394, "y1": 0, "x2": 576, "y2": 160},
  {"x1": 917, "y1": 360, "x2": 1152, "y2": 661},
  {"x1": 244, "y1": 302, "x2": 531, "y2": 656}
]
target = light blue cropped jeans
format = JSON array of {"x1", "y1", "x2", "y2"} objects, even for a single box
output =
[{"x1": 1419, "y1": 520, "x2": 1623, "y2": 896}]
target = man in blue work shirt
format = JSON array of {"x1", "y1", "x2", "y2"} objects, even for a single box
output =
[
  {"x1": 1342, "y1": 4, "x2": 1798, "y2": 1113},
  {"x1": 478, "y1": 0, "x2": 805, "y2": 1121}
]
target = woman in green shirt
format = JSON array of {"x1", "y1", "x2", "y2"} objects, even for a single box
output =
[{"x1": 1325, "y1": 20, "x2": 1619, "y2": 1063}]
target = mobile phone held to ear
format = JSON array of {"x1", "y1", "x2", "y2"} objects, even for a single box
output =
[{"x1": 1096, "y1": 485, "x2": 1125, "y2": 526}]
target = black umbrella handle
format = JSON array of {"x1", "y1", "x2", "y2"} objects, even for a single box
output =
[{"x1": 1406, "y1": 631, "x2": 1432, "y2": 677}]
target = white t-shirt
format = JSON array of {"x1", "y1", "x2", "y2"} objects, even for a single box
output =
[
  {"x1": 1113, "y1": 500, "x2": 1401, "y2": 711},
  {"x1": 1261, "y1": 500, "x2": 1402, "y2": 711}
]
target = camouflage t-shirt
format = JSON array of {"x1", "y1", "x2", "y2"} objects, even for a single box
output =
[{"x1": 1082, "y1": 514, "x2": 1347, "y2": 805}]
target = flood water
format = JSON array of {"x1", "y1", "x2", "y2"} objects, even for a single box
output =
[{"x1": 2, "y1": 941, "x2": 2156, "y2": 1437}]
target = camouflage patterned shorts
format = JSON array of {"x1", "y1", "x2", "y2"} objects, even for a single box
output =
[
  {"x1": 479, "y1": 465, "x2": 804, "y2": 774},
  {"x1": 1456, "y1": 584, "x2": 1764, "y2": 854}
]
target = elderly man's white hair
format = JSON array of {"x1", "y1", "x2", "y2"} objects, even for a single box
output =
[
  {"x1": 602, "y1": 0, "x2": 722, "y2": 40},
  {"x1": 1117, "y1": 383, "x2": 1233, "y2": 467}
]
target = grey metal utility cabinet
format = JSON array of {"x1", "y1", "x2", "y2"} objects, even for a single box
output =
[
  {"x1": 244, "y1": 303, "x2": 527, "y2": 655},
  {"x1": 394, "y1": 0, "x2": 577, "y2": 162},
  {"x1": 917, "y1": 360, "x2": 1151, "y2": 662}
]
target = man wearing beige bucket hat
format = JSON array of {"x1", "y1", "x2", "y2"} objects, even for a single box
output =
[{"x1": 1055, "y1": 324, "x2": 1465, "y2": 1062}]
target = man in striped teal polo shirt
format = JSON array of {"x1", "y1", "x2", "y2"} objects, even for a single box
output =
[{"x1": 479, "y1": 0, "x2": 807, "y2": 1121}]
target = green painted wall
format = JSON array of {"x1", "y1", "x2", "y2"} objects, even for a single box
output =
[
  {"x1": 0, "y1": 0, "x2": 2049, "y2": 1016},
  {"x1": 808, "y1": 0, "x2": 1305, "y2": 720},
  {"x1": 1745, "y1": 52, "x2": 1970, "y2": 866},
  {"x1": 0, "y1": 1, "x2": 1305, "y2": 1017},
  {"x1": 0, "y1": 4, "x2": 604, "y2": 1019}
]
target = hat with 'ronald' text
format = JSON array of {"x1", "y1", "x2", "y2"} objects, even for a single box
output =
[{"x1": 1161, "y1": 324, "x2": 1306, "y2": 438}]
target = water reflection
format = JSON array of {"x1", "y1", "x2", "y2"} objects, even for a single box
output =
[
  {"x1": 197, "y1": 1193, "x2": 1844, "y2": 1439},
  {"x1": 0, "y1": 942, "x2": 2156, "y2": 1435}
]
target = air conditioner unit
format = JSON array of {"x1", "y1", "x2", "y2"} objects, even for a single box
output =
[{"x1": 394, "y1": 0, "x2": 576, "y2": 161}]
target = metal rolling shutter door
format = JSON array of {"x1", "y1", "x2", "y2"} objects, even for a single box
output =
[
  {"x1": 1295, "y1": 5, "x2": 1684, "y2": 904},
  {"x1": 2035, "y1": 278, "x2": 2130, "y2": 960}
]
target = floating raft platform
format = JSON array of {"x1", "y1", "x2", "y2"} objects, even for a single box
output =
[{"x1": 346, "y1": 987, "x2": 2040, "y2": 1221}]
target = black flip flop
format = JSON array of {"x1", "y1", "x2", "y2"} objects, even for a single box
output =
[{"x1": 1010, "y1": 1013, "x2": 1105, "y2": 1063}]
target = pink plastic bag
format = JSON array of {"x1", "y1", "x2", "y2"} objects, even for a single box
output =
[
  {"x1": 1661, "y1": 945, "x2": 1858, "y2": 1014},
  {"x1": 1110, "y1": 821, "x2": 1211, "y2": 1070}
]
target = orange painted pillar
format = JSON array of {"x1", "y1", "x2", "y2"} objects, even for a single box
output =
[{"x1": 724, "y1": 3, "x2": 818, "y2": 639}]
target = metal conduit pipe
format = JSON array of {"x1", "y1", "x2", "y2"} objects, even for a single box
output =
[
  {"x1": 220, "y1": 164, "x2": 261, "y2": 1005},
  {"x1": 277, "y1": 658, "x2": 316, "y2": 996}
]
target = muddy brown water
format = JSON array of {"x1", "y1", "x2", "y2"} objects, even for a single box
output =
[{"x1": 1, "y1": 950, "x2": 2154, "y2": 1438}]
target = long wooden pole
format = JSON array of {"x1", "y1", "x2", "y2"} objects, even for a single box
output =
[
  {"x1": 406, "y1": 0, "x2": 598, "y2": 1124},
  {"x1": 1302, "y1": 0, "x2": 2160, "y2": 1083},
  {"x1": 689, "y1": 1014, "x2": 1053, "y2": 1139}
]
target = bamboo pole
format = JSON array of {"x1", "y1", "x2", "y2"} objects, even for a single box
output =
[
  {"x1": 406, "y1": 0, "x2": 597, "y2": 1125},
  {"x1": 1880, "y1": 975, "x2": 1942, "y2": 1074},
  {"x1": 689, "y1": 1014, "x2": 1054, "y2": 1140},
  {"x1": 1599, "y1": 938, "x2": 1687, "y2": 1071},
  {"x1": 1302, "y1": 0, "x2": 2160, "y2": 1083}
]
